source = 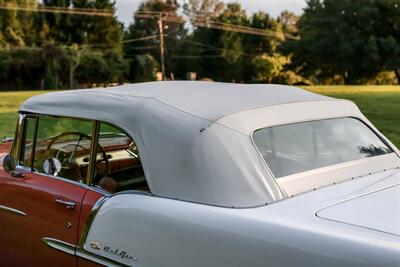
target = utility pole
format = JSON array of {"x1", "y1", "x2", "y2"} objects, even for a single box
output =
[{"x1": 158, "y1": 14, "x2": 166, "y2": 81}]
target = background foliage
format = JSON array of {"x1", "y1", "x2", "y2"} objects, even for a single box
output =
[{"x1": 0, "y1": 0, "x2": 399, "y2": 89}]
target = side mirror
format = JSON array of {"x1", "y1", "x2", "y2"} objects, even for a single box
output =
[
  {"x1": 43, "y1": 158, "x2": 62, "y2": 176},
  {"x1": 3, "y1": 154, "x2": 16, "y2": 173}
]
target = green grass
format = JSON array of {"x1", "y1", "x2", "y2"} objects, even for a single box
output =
[
  {"x1": 0, "y1": 91, "x2": 49, "y2": 139},
  {"x1": 0, "y1": 86, "x2": 399, "y2": 148},
  {"x1": 304, "y1": 86, "x2": 400, "y2": 148}
]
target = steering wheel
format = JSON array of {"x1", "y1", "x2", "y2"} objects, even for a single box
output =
[{"x1": 45, "y1": 131, "x2": 110, "y2": 178}]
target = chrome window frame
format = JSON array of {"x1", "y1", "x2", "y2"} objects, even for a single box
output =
[
  {"x1": 14, "y1": 113, "x2": 96, "y2": 188},
  {"x1": 14, "y1": 113, "x2": 150, "y2": 195},
  {"x1": 17, "y1": 114, "x2": 39, "y2": 171}
]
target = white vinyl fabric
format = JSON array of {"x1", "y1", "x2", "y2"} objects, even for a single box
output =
[{"x1": 20, "y1": 81, "x2": 393, "y2": 207}]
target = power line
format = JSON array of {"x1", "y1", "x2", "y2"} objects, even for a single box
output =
[
  {"x1": 134, "y1": 11, "x2": 297, "y2": 40},
  {"x1": 171, "y1": 55, "x2": 224, "y2": 59},
  {"x1": 122, "y1": 35, "x2": 158, "y2": 43},
  {"x1": 122, "y1": 34, "x2": 251, "y2": 58},
  {"x1": 124, "y1": 45, "x2": 159, "y2": 50},
  {"x1": 0, "y1": 4, "x2": 114, "y2": 17},
  {"x1": 164, "y1": 36, "x2": 255, "y2": 58},
  {"x1": 194, "y1": 19, "x2": 284, "y2": 39},
  {"x1": 134, "y1": 12, "x2": 184, "y2": 24}
]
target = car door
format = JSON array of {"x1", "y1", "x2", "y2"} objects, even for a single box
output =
[
  {"x1": 0, "y1": 115, "x2": 95, "y2": 267},
  {"x1": 0, "y1": 170, "x2": 88, "y2": 266}
]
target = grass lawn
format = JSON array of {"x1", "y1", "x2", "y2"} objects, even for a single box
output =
[
  {"x1": 305, "y1": 86, "x2": 400, "y2": 148},
  {"x1": 0, "y1": 86, "x2": 399, "y2": 148},
  {"x1": 0, "y1": 91, "x2": 50, "y2": 139}
]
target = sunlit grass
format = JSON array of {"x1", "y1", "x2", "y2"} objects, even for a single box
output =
[
  {"x1": 304, "y1": 85, "x2": 400, "y2": 94},
  {"x1": 0, "y1": 91, "x2": 50, "y2": 138},
  {"x1": 305, "y1": 86, "x2": 400, "y2": 147},
  {"x1": 0, "y1": 91, "x2": 49, "y2": 113}
]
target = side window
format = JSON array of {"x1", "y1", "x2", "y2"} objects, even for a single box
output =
[
  {"x1": 33, "y1": 116, "x2": 93, "y2": 182},
  {"x1": 93, "y1": 123, "x2": 149, "y2": 194}
]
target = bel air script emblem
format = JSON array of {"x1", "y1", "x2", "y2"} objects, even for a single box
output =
[{"x1": 90, "y1": 242, "x2": 139, "y2": 263}]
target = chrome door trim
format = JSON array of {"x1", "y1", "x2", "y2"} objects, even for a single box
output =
[
  {"x1": 42, "y1": 237, "x2": 75, "y2": 256},
  {"x1": 0, "y1": 205, "x2": 26, "y2": 216},
  {"x1": 42, "y1": 237, "x2": 130, "y2": 267},
  {"x1": 76, "y1": 247, "x2": 131, "y2": 267}
]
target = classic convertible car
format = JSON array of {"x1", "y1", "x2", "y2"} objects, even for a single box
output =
[{"x1": 0, "y1": 81, "x2": 399, "y2": 267}]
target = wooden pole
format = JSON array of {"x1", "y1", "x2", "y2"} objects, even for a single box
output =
[{"x1": 158, "y1": 15, "x2": 166, "y2": 80}]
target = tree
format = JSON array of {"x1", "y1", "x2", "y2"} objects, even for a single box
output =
[
  {"x1": 84, "y1": 0, "x2": 122, "y2": 51},
  {"x1": 182, "y1": 3, "x2": 289, "y2": 83},
  {"x1": 183, "y1": 0, "x2": 224, "y2": 23},
  {"x1": 242, "y1": 11, "x2": 284, "y2": 82},
  {"x1": 40, "y1": 0, "x2": 75, "y2": 44},
  {"x1": 179, "y1": 3, "x2": 249, "y2": 82},
  {"x1": 281, "y1": 0, "x2": 400, "y2": 84},
  {"x1": 252, "y1": 53, "x2": 287, "y2": 83},
  {"x1": 126, "y1": 53, "x2": 159, "y2": 82},
  {"x1": 124, "y1": 0, "x2": 185, "y2": 81},
  {"x1": 75, "y1": 49, "x2": 126, "y2": 85},
  {"x1": 0, "y1": 47, "x2": 45, "y2": 90},
  {"x1": 278, "y1": 10, "x2": 300, "y2": 35},
  {"x1": 38, "y1": 0, "x2": 121, "y2": 49},
  {"x1": 0, "y1": 0, "x2": 37, "y2": 49},
  {"x1": 37, "y1": 0, "x2": 123, "y2": 88}
]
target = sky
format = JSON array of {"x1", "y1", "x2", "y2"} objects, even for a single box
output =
[{"x1": 115, "y1": 0, "x2": 307, "y2": 26}]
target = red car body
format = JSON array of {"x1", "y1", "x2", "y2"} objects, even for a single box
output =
[
  {"x1": 0, "y1": 140, "x2": 104, "y2": 267},
  {"x1": 0, "y1": 141, "x2": 12, "y2": 155}
]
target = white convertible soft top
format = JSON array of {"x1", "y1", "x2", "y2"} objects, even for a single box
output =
[{"x1": 21, "y1": 81, "x2": 390, "y2": 207}]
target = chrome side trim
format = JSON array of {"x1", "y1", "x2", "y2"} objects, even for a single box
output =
[
  {"x1": 41, "y1": 237, "x2": 75, "y2": 256},
  {"x1": 0, "y1": 205, "x2": 26, "y2": 216},
  {"x1": 42, "y1": 237, "x2": 129, "y2": 267},
  {"x1": 31, "y1": 170, "x2": 91, "y2": 190},
  {"x1": 76, "y1": 247, "x2": 130, "y2": 267}
]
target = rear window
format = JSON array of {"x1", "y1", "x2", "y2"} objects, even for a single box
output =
[{"x1": 253, "y1": 118, "x2": 393, "y2": 178}]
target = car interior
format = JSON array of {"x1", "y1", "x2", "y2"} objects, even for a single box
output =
[{"x1": 22, "y1": 116, "x2": 150, "y2": 194}]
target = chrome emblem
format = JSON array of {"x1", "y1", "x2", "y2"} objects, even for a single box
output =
[
  {"x1": 103, "y1": 245, "x2": 138, "y2": 262},
  {"x1": 90, "y1": 242, "x2": 101, "y2": 250}
]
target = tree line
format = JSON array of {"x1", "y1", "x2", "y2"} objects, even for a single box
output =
[{"x1": 0, "y1": 0, "x2": 399, "y2": 90}]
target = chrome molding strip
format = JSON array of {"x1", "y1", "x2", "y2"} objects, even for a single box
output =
[
  {"x1": 76, "y1": 247, "x2": 131, "y2": 267},
  {"x1": 0, "y1": 205, "x2": 26, "y2": 216},
  {"x1": 42, "y1": 238, "x2": 75, "y2": 256},
  {"x1": 42, "y1": 237, "x2": 129, "y2": 267}
]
